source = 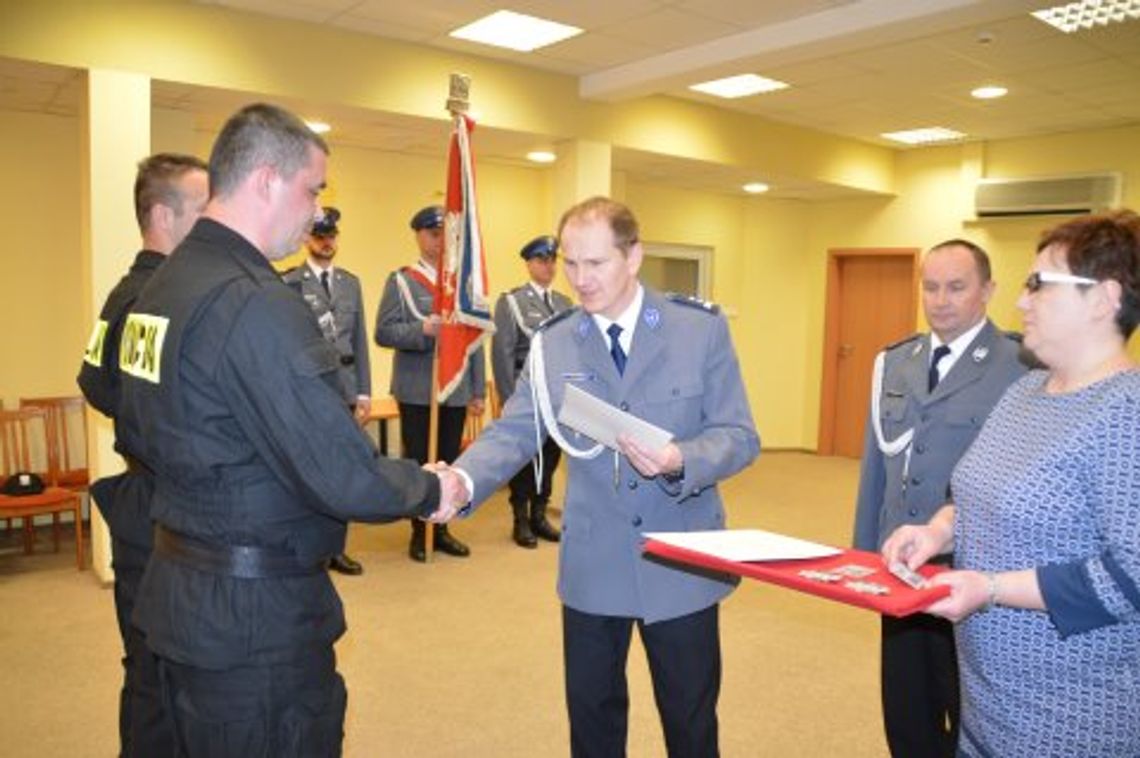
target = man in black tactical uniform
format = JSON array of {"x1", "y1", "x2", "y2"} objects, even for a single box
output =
[
  {"x1": 78, "y1": 152, "x2": 208, "y2": 757},
  {"x1": 117, "y1": 103, "x2": 464, "y2": 757}
]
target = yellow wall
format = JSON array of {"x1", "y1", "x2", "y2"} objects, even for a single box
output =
[{"x1": 0, "y1": 111, "x2": 83, "y2": 407}]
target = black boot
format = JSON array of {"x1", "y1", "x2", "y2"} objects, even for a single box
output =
[
  {"x1": 433, "y1": 523, "x2": 471, "y2": 557},
  {"x1": 511, "y1": 500, "x2": 537, "y2": 548},
  {"x1": 329, "y1": 553, "x2": 364, "y2": 575},
  {"x1": 531, "y1": 499, "x2": 561, "y2": 542},
  {"x1": 408, "y1": 520, "x2": 427, "y2": 562}
]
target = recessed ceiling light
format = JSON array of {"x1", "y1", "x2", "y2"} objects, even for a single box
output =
[
  {"x1": 305, "y1": 121, "x2": 331, "y2": 134},
  {"x1": 449, "y1": 10, "x2": 582, "y2": 52},
  {"x1": 971, "y1": 85, "x2": 1008, "y2": 100},
  {"x1": 689, "y1": 74, "x2": 789, "y2": 99},
  {"x1": 742, "y1": 182, "x2": 770, "y2": 194},
  {"x1": 1032, "y1": 0, "x2": 1140, "y2": 33},
  {"x1": 881, "y1": 127, "x2": 966, "y2": 145},
  {"x1": 526, "y1": 151, "x2": 557, "y2": 164}
]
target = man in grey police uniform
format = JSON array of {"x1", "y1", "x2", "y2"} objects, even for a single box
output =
[
  {"x1": 491, "y1": 234, "x2": 573, "y2": 548},
  {"x1": 284, "y1": 206, "x2": 369, "y2": 575},
  {"x1": 451, "y1": 196, "x2": 759, "y2": 757},
  {"x1": 78, "y1": 151, "x2": 207, "y2": 757},
  {"x1": 117, "y1": 103, "x2": 464, "y2": 757},
  {"x1": 375, "y1": 205, "x2": 485, "y2": 561},
  {"x1": 852, "y1": 239, "x2": 1030, "y2": 758}
]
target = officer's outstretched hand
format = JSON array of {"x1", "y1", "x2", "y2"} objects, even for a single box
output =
[
  {"x1": 618, "y1": 434, "x2": 683, "y2": 479},
  {"x1": 423, "y1": 462, "x2": 471, "y2": 523}
]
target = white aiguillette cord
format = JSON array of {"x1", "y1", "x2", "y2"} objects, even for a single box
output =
[
  {"x1": 528, "y1": 330, "x2": 606, "y2": 489},
  {"x1": 870, "y1": 349, "x2": 915, "y2": 478}
]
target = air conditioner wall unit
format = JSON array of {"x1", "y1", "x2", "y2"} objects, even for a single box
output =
[{"x1": 975, "y1": 173, "x2": 1121, "y2": 218}]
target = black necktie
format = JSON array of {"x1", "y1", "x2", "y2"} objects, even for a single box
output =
[
  {"x1": 928, "y1": 345, "x2": 951, "y2": 391},
  {"x1": 543, "y1": 291, "x2": 553, "y2": 311},
  {"x1": 320, "y1": 270, "x2": 330, "y2": 296},
  {"x1": 607, "y1": 323, "x2": 627, "y2": 376}
]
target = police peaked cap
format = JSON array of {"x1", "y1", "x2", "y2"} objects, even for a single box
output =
[
  {"x1": 520, "y1": 235, "x2": 558, "y2": 260},
  {"x1": 410, "y1": 205, "x2": 444, "y2": 231},
  {"x1": 311, "y1": 206, "x2": 340, "y2": 236}
]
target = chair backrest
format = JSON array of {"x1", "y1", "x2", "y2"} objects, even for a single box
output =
[
  {"x1": 18, "y1": 396, "x2": 89, "y2": 489},
  {"x1": 0, "y1": 408, "x2": 53, "y2": 480}
]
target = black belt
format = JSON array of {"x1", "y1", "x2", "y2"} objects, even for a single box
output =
[
  {"x1": 154, "y1": 525, "x2": 325, "y2": 579},
  {"x1": 339, "y1": 355, "x2": 355, "y2": 366}
]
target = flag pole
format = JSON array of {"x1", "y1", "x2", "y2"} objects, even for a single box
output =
[{"x1": 425, "y1": 73, "x2": 472, "y2": 562}]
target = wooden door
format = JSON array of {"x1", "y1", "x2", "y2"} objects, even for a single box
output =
[{"x1": 818, "y1": 250, "x2": 918, "y2": 458}]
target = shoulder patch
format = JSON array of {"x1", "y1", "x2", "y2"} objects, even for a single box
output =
[
  {"x1": 537, "y1": 306, "x2": 579, "y2": 332},
  {"x1": 665, "y1": 292, "x2": 719, "y2": 314},
  {"x1": 884, "y1": 332, "x2": 922, "y2": 352},
  {"x1": 119, "y1": 313, "x2": 169, "y2": 384},
  {"x1": 83, "y1": 319, "x2": 109, "y2": 368}
]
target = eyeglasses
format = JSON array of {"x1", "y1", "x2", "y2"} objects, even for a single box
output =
[{"x1": 1023, "y1": 270, "x2": 1098, "y2": 293}]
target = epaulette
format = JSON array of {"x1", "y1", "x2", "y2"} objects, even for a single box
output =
[
  {"x1": 665, "y1": 292, "x2": 719, "y2": 314},
  {"x1": 536, "y1": 307, "x2": 579, "y2": 332},
  {"x1": 883, "y1": 332, "x2": 922, "y2": 351}
]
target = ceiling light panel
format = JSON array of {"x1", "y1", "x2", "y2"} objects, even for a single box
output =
[
  {"x1": 880, "y1": 127, "x2": 966, "y2": 145},
  {"x1": 449, "y1": 10, "x2": 582, "y2": 52},
  {"x1": 689, "y1": 73, "x2": 789, "y2": 99},
  {"x1": 1031, "y1": 0, "x2": 1140, "y2": 33}
]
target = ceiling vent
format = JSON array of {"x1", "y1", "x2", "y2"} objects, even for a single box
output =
[{"x1": 975, "y1": 173, "x2": 1121, "y2": 218}]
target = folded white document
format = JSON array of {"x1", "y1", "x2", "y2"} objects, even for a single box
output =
[
  {"x1": 643, "y1": 529, "x2": 841, "y2": 562},
  {"x1": 557, "y1": 384, "x2": 674, "y2": 452}
]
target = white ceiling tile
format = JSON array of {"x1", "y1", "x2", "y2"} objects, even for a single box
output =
[
  {"x1": 507, "y1": 0, "x2": 665, "y2": 30},
  {"x1": 674, "y1": 0, "x2": 849, "y2": 28},
  {"x1": 596, "y1": 8, "x2": 738, "y2": 51}
]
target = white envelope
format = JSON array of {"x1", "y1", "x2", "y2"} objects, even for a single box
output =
[{"x1": 557, "y1": 383, "x2": 674, "y2": 451}]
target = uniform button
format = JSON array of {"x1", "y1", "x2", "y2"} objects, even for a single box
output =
[
  {"x1": 914, "y1": 443, "x2": 926, "y2": 454},
  {"x1": 920, "y1": 413, "x2": 930, "y2": 422},
  {"x1": 620, "y1": 402, "x2": 630, "y2": 411},
  {"x1": 632, "y1": 516, "x2": 643, "y2": 527},
  {"x1": 627, "y1": 480, "x2": 638, "y2": 490},
  {"x1": 908, "y1": 508, "x2": 918, "y2": 516},
  {"x1": 910, "y1": 476, "x2": 921, "y2": 486}
]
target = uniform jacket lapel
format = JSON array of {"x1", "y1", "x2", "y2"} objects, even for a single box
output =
[
  {"x1": 929, "y1": 320, "x2": 999, "y2": 400},
  {"x1": 621, "y1": 290, "x2": 667, "y2": 393},
  {"x1": 571, "y1": 310, "x2": 621, "y2": 390}
]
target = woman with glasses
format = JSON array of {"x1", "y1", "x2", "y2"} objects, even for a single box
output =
[{"x1": 883, "y1": 210, "x2": 1140, "y2": 757}]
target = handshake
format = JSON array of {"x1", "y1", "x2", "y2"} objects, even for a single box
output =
[{"x1": 423, "y1": 462, "x2": 473, "y2": 523}]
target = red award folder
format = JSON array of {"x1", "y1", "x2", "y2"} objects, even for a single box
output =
[{"x1": 643, "y1": 538, "x2": 949, "y2": 617}]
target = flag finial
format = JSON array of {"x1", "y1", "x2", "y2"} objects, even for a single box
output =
[{"x1": 447, "y1": 73, "x2": 470, "y2": 116}]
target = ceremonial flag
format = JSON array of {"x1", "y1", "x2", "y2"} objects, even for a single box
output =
[{"x1": 437, "y1": 113, "x2": 494, "y2": 402}]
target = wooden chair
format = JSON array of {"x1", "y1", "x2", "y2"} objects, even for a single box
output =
[
  {"x1": 19, "y1": 395, "x2": 89, "y2": 492},
  {"x1": 0, "y1": 408, "x2": 86, "y2": 569}
]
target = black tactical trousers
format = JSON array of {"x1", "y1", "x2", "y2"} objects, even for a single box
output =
[{"x1": 159, "y1": 648, "x2": 346, "y2": 758}]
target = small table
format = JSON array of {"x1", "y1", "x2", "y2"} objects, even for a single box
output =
[{"x1": 365, "y1": 396, "x2": 400, "y2": 456}]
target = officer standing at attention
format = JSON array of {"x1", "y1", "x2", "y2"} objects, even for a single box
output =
[
  {"x1": 374, "y1": 205, "x2": 485, "y2": 562},
  {"x1": 851, "y1": 239, "x2": 1030, "y2": 758},
  {"x1": 116, "y1": 103, "x2": 464, "y2": 757},
  {"x1": 491, "y1": 234, "x2": 572, "y2": 548},
  {"x1": 78, "y1": 152, "x2": 207, "y2": 757},
  {"x1": 284, "y1": 206, "x2": 369, "y2": 576},
  {"x1": 449, "y1": 196, "x2": 760, "y2": 757}
]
